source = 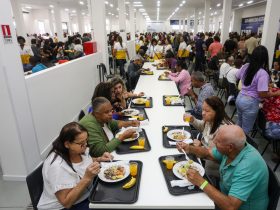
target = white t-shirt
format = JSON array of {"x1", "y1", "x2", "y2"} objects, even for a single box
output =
[
  {"x1": 226, "y1": 67, "x2": 239, "y2": 84},
  {"x1": 74, "y1": 44, "x2": 83, "y2": 52},
  {"x1": 164, "y1": 44, "x2": 173, "y2": 54},
  {"x1": 178, "y1": 41, "x2": 187, "y2": 50},
  {"x1": 219, "y1": 63, "x2": 231, "y2": 79},
  {"x1": 113, "y1": 42, "x2": 127, "y2": 51},
  {"x1": 37, "y1": 150, "x2": 93, "y2": 210}
]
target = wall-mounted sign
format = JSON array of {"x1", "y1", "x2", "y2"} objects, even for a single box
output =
[
  {"x1": 1, "y1": 24, "x2": 13, "y2": 44},
  {"x1": 241, "y1": 15, "x2": 264, "y2": 34}
]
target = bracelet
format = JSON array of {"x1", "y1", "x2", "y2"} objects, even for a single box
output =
[{"x1": 199, "y1": 180, "x2": 208, "y2": 190}]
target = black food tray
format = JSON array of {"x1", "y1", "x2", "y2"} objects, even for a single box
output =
[
  {"x1": 140, "y1": 71, "x2": 154, "y2": 75},
  {"x1": 130, "y1": 97, "x2": 153, "y2": 108},
  {"x1": 162, "y1": 125, "x2": 193, "y2": 148},
  {"x1": 89, "y1": 160, "x2": 142, "y2": 204},
  {"x1": 163, "y1": 95, "x2": 185, "y2": 106},
  {"x1": 121, "y1": 108, "x2": 149, "y2": 122},
  {"x1": 159, "y1": 154, "x2": 203, "y2": 195},
  {"x1": 116, "y1": 129, "x2": 151, "y2": 154},
  {"x1": 158, "y1": 76, "x2": 171, "y2": 81}
]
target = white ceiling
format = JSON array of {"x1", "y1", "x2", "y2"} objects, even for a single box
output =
[{"x1": 19, "y1": 0, "x2": 266, "y2": 21}]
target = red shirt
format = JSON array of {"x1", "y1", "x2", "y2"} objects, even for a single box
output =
[{"x1": 208, "y1": 41, "x2": 223, "y2": 58}]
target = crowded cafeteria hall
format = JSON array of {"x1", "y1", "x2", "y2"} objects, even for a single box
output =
[{"x1": 1, "y1": 0, "x2": 280, "y2": 209}]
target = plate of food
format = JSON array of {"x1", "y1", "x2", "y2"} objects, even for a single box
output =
[
  {"x1": 166, "y1": 129, "x2": 191, "y2": 141},
  {"x1": 121, "y1": 108, "x2": 140, "y2": 117},
  {"x1": 165, "y1": 96, "x2": 183, "y2": 104},
  {"x1": 116, "y1": 129, "x2": 140, "y2": 142},
  {"x1": 173, "y1": 160, "x2": 205, "y2": 180},
  {"x1": 159, "y1": 74, "x2": 168, "y2": 80},
  {"x1": 98, "y1": 162, "x2": 130, "y2": 183},
  {"x1": 132, "y1": 98, "x2": 147, "y2": 105}
]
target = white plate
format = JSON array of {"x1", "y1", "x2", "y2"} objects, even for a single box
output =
[
  {"x1": 166, "y1": 129, "x2": 191, "y2": 141},
  {"x1": 116, "y1": 130, "x2": 140, "y2": 142},
  {"x1": 172, "y1": 161, "x2": 205, "y2": 180},
  {"x1": 98, "y1": 162, "x2": 130, "y2": 183},
  {"x1": 132, "y1": 98, "x2": 147, "y2": 105},
  {"x1": 121, "y1": 108, "x2": 140, "y2": 117}
]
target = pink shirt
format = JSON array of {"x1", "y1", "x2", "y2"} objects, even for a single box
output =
[
  {"x1": 208, "y1": 41, "x2": 223, "y2": 58},
  {"x1": 168, "y1": 69, "x2": 191, "y2": 96}
]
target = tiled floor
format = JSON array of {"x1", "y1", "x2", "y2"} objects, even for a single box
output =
[{"x1": 0, "y1": 91, "x2": 280, "y2": 210}]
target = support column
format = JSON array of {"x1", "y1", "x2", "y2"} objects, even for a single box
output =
[
  {"x1": 129, "y1": 2, "x2": 136, "y2": 41},
  {"x1": 68, "y1": 13, "x2": 73, "y2": 35},
  {"x1": 214, "y1": 16, "x2": 220, "y2": 33},
  {"x1": 48, "y1": 9, "x2": 55, "y2": 36},
  {"x1": 231, "y1": 10, "x2": 241, "y2": 34},
  {"x1": 118, "y1": 0, "x2": 127, "y2": 42},
  {"x1": 261, "y1": 0, "x2": 280, "y2": 67},
  {"x1": 0, "y1": 0, "x2": 42, "y2": 180},
  {"x1": 89, "y1": 0, "x2": 109, "y2": 69},
  {"x1": 87, "y1": 0, "x2": 94, "y2": 39},
  {"x1": 204, "y1": 0, "x2": 210, "y2": 32},
  {"x1": 10, "y1": 0, "x2": 27, "y2": 38},
  {"x1": 77, "y1": 9, "x2": 85, "y2": 34},
  {"x1": 194, "y1": 8, "x2": 198, "y2": 34},
  {"x1": 221, "y1": 0, "x2": 232, "y2": 44},
  {"x1": 136, "y1": 10, "x2": 141, "y2": 34},
  {"x1": 53, "y1": 3, "x2": 63, "y2": 41},
  {"x1": 183, "y1": 19, "x2": 186, "y2": 32}
]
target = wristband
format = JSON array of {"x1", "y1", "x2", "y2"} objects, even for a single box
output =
[{"x1": 199, "y1": 180, "x2": 208, "y2": 190}]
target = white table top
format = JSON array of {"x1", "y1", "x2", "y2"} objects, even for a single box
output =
[{"x1": 89, "y1": 62, "x2": 215, "y2": 209}]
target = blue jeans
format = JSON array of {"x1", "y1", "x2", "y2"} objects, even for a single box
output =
[{"x1": 236, "y1": 93, "x2": 259, "y2": 134}]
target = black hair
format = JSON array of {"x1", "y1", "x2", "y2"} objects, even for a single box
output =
[
  {"x1": 213, "y1": 36, "x2": 220, "y2": 42},
  {"x1": 91, "y1": 82, "x2": 113, "y2": 105},
  {"x1": 74, "y1": 39, "x2": 81, "y2": 45},
  {"x1": 48, "y1": 122, "x2": 88, "y2": 172},
  {"x1": 176, "y1": 59, "x2": 187, "y2": 70},
  {"x1": 165, "y1": 50, "x2": 175, "y2": 58},
  {"x1": 244, "y1": 45, "x2": 269, "y2": 86},
  {"x1": 17, "y1": 36, "x2": 25, "y2": 43}
]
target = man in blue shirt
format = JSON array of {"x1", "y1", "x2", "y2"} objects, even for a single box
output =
[
  {"x1": 177, "y1": 125, "x2": 269, "y2": 210},
  {"x1": 29, "y1": 56, "x2": 47, "y2": 73}
]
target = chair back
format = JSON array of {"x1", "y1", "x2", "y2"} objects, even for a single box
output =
[
  {"x1": 78, "y1": 110, "x2": 85, "y2": 121},
  {"x1": 26, "y1": 163, "x2": 44, "y2": 210},
  {"x1": 268, "y1": 165, "x2": 280, "y2": 210},
  {"x1": 257, "y1": 109, "x2": 267, "y2": 131},
  {"x1": 246, "y1": 135, "x2": 258, "y2": 150}
]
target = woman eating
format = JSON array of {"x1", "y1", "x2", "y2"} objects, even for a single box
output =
[{"x1": 37, "y1": 122, "x2": 113, "y2": 210}]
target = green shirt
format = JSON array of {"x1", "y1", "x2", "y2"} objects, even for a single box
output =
[
  {"x1": 79, "y1": 114, "x2": 121, "y2": 157},
  {"x1": 212, "y1": 143, "x2": 269, "y2": 210}
]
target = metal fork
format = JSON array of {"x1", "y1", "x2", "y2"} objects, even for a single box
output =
[{"x1": 181, "y1": 148, "x2": 190, "y2": 161}]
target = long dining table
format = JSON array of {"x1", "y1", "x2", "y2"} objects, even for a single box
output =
[{"x1": 89, "y1": 61, "x2": 215, "y2": 209}]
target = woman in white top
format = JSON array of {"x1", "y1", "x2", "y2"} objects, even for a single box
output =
[
  {"x1": 148, "y1": 39, "x2": 163, "y2": 60},
  {"x1": 113, "y1": 36, "x2": 129, "y2": 78},
  {"x1": 37, "y1": 122, "x2": 113, "y2": 210},
  {"x1": 182, "y1": 96, "x2": 232, "y2": 177},
  {"x1": 17, "y1": 36, "x2": 34, "y2": 71},
  {"x1": 177, "y1": 36, "x2": 188, "y2": 60},
  {"x1": 164, "y1": 38, "x2": 173, "y2": 55}
]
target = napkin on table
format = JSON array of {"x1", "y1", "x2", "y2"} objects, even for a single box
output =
[
  {"x1": 170, "y1": 179, "x2": 194, "y2": 188},
  {"x1": 169, "y1": 139, "x2": 193, "y2": 146}
]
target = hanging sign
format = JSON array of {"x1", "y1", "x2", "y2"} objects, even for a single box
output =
[{"x1": 1, "y1": 25, "x2": 13, "y2": 44}]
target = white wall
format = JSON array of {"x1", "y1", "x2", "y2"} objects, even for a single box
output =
[
  {"x1": 126, "y1": 40, "x2": 136, "y2": 59},
  {"x1": 25, "y1": 53, "x2": 101, "y2": 156},
  {"x1": 146, "y1": 22, "x2": 166, "y2": 32}
]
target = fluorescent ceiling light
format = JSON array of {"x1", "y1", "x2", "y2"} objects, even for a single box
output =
[
  {"x1": 134, "y1": 5, "x2": 143, "y2": 7},
  {"x1": 209, "y1": 7, "x2": 212, "y2": 10},
  {"x1": 239, "y1": 3, "x2": 244, "y2": 7},
  {"x1": 214, "y1": 11, "x2": 217, "y2": 14},
  {"x1": 79, "y1": 1, "x2": 84, "y2": 5},
  {"x1": 125, "y1": 2, "x2": 130, "y2": 4},
  {"x1": 25, "y1": 6, "x2": 32, "y2": 9},
  {"x1": 49, "y1": 5, "x2": 54, "y2": 8},
  {"x1": 110, "y1": 4, "x2": 113, "y2": 7},
  {"x1": 133, "y1": 1, "x2": 142, "y2": 4},
  {"x1": 72, "y1": 10, "x2": 76, "y2": 13},
  {"x1": 65, "y1": 8, "x2": 69, "y2": 11},
  {"x1": 117, "y1": 8, "x2": 119, "y2": 10},
  {"x1": 51, "y1": 10, "x2": 54, "y2": 13},
  {"x1": 217, "y1": 3, "x2": 221, "y2": 7},
  {"x1": 105, "y1": 1, "x2": 108, "y2": 4},
  {"x1": 180, "y1": 3, "x2": 183, "y2": 7},
  {"x1": 182, "y1": 1, "x2": 186, "y2": 3},
  {"x1": 247, "y1": 1, "x2": 253, "y2": 4},
  {"x1": 82, "y1": 12, "x2": 85, "y2": 15}
]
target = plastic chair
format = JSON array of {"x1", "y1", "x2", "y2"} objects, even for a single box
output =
[
  {"x1": 26, "y1": 163, "x2": 44, "y2": 210},
  {"x1": 246, "y1": 134, "x2": 258, "y2": 150},
  {"x1": 97, "y1": 63, "x2": 114, "y2": 82},
  {"x1": 267, "y1": 165, "x2": 280, "y2": 210},
  {"x1": 78, "y1": 110, "x2": 85, "y2": 121}
]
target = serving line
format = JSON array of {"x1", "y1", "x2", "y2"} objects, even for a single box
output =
[{"x1": 89, "y1": 62, "x2": 214, "y2": 209}]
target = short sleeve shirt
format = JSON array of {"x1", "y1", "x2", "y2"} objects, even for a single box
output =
[
  {"x1": 194, "y1": 83, "x2": 214, "y2": 115},
  {"x1": 236, "y1": 63, "x2": 269, "y2": 100},
  {"x1": 212, "y1": 144, "x2": 269, "y2": 210}
]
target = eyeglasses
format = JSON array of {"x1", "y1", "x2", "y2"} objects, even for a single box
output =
[{"x1": 72, "y1": 141, "x2": 88, "y2": 148}]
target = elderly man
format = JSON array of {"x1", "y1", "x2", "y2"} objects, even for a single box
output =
[
  {"x1": 127, "y1": 55, "x2": 143, "y2": 90},
  {"x1": 177, "y1": 125, "x2": 269, "y2": 210},
  {"x1": 188, "y1": 71, "x2": 214, "y2": 119},
  {"x1": 80, "y1": 97, "x2": 139, "y2": 157}
]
